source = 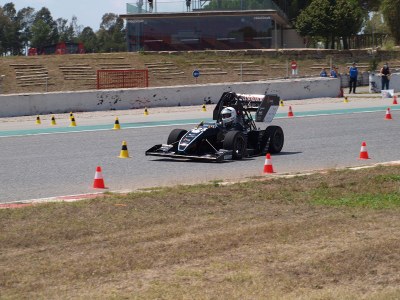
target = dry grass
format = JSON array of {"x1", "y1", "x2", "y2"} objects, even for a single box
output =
[
  {"x1": 1, "y1": 50, "x2": 399, "y2": 95},
  {"x1": 1, "y1": 166, "x2": 400, "y2": 299}
]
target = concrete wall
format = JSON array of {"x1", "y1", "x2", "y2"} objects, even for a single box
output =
[
  {"x1": 0, "y1": 77, "x2": 340, "y2": 117},
  {"x1": 369, "y1": 73, "x2": 400, "y2": 93}
]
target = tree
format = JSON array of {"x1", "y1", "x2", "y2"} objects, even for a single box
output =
[
  {"x1": 17, "y1": 6, "x2": 36, "y2": 52},
  {"x1": 32, "y1": 7, "x2": 58, "y2": 48},
  {"x1": 288, "y1": 0, "x2": 311, "y2": 21},
  {"x1": 71, "y1": 16, "x2": 83, "y2": 38},
  {"x1": 1, "y1": 2, "x2": 22, "y2": 55},
  {"x1": 0, "y1": 7, "x2": 9, "y2": 55},
  {"x1": 79, "y1": 26, "x2": 98, "y2": 52},
  {"x1": 97, "y1": 13, "x2": 126, "y2": 52},
  {"x1": 295, "y1": 0, "x2": 335, "y2": 48},
  {"x1": 295, "y1": 0, "x2": 365, "y2": 49},
  {"x1": 333, "y1": 0, "x2": 365, "y2": 49},
  {"x1": 363, "y1": 12, "x2": 388, "y2": 35},
  {"x1": 380, "y1": 0, "x2": 400, "y2": 44},
  {"x1": 358, "y1": 0, "x2": 382, "y2": 11},
  {"x1": 30, "y1": 19, "x2": 54, "y2": 48},
  {"x1": 57, "y1": 18, "x2": 74, "y2": 42}
]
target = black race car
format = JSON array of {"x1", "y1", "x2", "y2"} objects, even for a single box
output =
[{"x1": 145, "y1": 91, "x2": 284, "y2": 162}]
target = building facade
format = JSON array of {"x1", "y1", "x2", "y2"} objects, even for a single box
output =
[{"x1": 121, "y1": 0, "x2": 299, "y2": 52}]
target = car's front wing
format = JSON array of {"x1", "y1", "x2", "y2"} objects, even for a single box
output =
[{"x1": 145, "y1": 144, "x2": 232, "y2": 162}]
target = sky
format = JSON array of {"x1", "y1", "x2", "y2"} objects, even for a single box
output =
[
  {"x1": 10, "y1": 0, "x2": 158, "y2": 31},
  {"x1": 8, "y1": 1, "x2": 196, "y2": 30}
]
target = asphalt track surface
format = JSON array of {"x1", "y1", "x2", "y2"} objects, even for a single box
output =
[{"x1": 0, "y1": 95, "x2": 399, "y2": 203}]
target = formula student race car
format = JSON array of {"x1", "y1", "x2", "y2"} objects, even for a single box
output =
[{"x1": 145, "y1": 91, "x2": 284, "y2": 162}]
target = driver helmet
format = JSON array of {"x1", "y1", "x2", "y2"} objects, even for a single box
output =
[{"x1": 221, "y1": 107, "x2": 237, "y2": 127}]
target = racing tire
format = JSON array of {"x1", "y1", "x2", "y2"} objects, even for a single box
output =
[
  {"x1": 167, "y1": 129, "x2": 187, "y2": 150},
  {"x1": 264, "y1": 125, "x2": 284, "y2": 154},
  {"x1": 223, "y1": 131, "x2": 246, "y2": 160}
]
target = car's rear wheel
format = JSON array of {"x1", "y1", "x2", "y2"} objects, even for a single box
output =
[
  {"x1": 223, "y1": 131, "x2": 246, "y2": 160},
  {"x1": 167, "y1": 129, "x2": 187, "y2": 150},
  {"x1": 264, "y1": 125, "x2": 284, "y2": 154}
]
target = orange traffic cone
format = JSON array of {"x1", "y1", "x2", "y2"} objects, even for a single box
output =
[
  {"x1": 359, "y1": 141, "x2": 370, "y2": 160},
  {"x1": 263, "y1": 153, "x2": 275, "y2": 174},
  {"x1": 93, "y1": 166, "x2": 106, "y2": 189},
  {"x1": 288, "y1": 106, "x2": 294, "y2": 117},
  {"x1": 393, "y1": 95, "x2": 398, "y2": 105},
  {"x1": 385, "y1": 108, "x2": 392, "y2": 120}
]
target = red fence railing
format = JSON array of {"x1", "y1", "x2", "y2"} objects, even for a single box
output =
[{"x1": 97, "y1": 69, "x2": 149, "y2": 89}]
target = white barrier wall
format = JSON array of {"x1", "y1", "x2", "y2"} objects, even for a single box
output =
[
  {"x1": 369, "y1": 73, "x2": 400, "y2": 93},
  {"x1": 0, "y1": 77, "x2": 340, "y2": 117}
]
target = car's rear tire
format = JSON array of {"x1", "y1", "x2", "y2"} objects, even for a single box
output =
[
  {"x1": 223, "y1": 131, "x2": 246, "y2": 160},
  {"x1": 167, "y1": 129, "x2": 187, "y2": 150},
  {"x1": 264, "y1": 125, "x2": 284, "y2": 154}
]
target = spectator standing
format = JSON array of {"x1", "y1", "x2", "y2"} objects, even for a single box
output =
[
  {"x1": 186, "y1": 0, "x2": 191, "y2": 11},
  {"x1": 148, "y1": 0, "x2": 153, "y2": 12},
  {"x1": 348, "y1": 62, "x2": 358, "y2": 94},
  {"x1": 380, "y1": 63, "x2": 391, "y2": 90},
  {"x1": 320, "y1": 68, "x2": 328, "y2": 77}
]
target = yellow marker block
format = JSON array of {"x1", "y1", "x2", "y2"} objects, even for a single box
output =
[
  {"x1": 202, "y1": 104, "x2": 207, "y2": 112},
  {"x1": 113, "y1": 117, "x2": 121, "y2": 130},
  {"x1": 344, "y1": 96, "x2": 349, "y2": 103},
  {"x1": 51, "y1": 115, "x2": 56, "y2": 126},
  {"x1": 69, "y1": 116, "x2": 77, "y2": 127},
  {"x1": 144, "y1": 107, "x2": 149, "y2": 116},
  {"x1": 35, "y1": 115, "x2": 41, "y2": 125},
  {"x1": 279, "y1": 99, "x2": 284, "y2": 107},
  {"x1": 118, "y1": 141, "x2": 130, "y2": 158}
]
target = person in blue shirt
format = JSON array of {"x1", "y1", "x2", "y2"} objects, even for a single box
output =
[
  {"x1": 348, "y1": 62, "x2": 358, "y2": 94},
  {"x1": 330, "y1": 66, "x2": 338, "y2": 78},
  {"x1": 320, "y1": 68, "x2": 328, "y2": 77}
]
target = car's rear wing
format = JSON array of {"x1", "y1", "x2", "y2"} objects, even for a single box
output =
[{"x1": 213, "y1": 92, "x2": 280, "y2": 124}]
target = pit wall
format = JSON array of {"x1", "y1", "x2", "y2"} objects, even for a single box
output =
[{"x1": 0, "y1": 77, "x2": 340, "y2": 117}]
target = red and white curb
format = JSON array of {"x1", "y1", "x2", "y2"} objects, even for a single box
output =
[{"x1": 0, "y1": 192, "x2": 104, "y2": 209}]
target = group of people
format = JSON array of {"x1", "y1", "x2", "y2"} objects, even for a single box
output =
[{"x1": 320, "y1": 62, "x2": 391, "y2": 93}]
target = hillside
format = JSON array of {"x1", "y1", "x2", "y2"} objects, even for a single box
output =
[{"x1": 1, "y1": 49, "x2": 399, "y2": 95}]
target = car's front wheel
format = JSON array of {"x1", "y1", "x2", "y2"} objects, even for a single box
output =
[
  {"x1": 167, "y1": 129, "x2": 187, "y2": 151},
  {"x1": 223, "y1": 131, "x2": 246, "y2": 160}
]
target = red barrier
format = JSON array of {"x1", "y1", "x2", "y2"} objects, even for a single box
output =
[{"x1": 97, "y1": 69, "x2": 149, "y2": 89}]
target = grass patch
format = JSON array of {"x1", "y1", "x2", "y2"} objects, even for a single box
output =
[
  {"x1": 1, "y1": 166, "x2": 400, "y2": 298},
  {"x1": 312, "y1": 192, "x2": 400, "y2": 209}
]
